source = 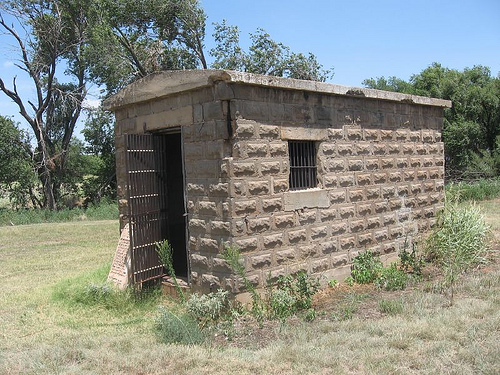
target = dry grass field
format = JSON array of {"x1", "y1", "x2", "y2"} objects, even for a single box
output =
[{"x1": 0, "y1": 201, "x2": 499, "y2": 374}]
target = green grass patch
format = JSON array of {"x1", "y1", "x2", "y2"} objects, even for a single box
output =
[
  {"x1": 446, "y1": 178, "x2": 500, "y2": 202},
  {"x1": 0, "y1": 201, "x2": 118, "y2": 226},
  {"x1": 52, "y1": 264, "x2": 161, "y2": 314}
]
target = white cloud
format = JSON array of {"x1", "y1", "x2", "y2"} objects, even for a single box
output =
[{"x1": 3, "y1": 61, "x2": 14, "y2": 68}]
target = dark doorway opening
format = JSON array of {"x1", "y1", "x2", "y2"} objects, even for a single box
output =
[{"x1": 163, "y1": 132, "x2": 188, "y2": 277}]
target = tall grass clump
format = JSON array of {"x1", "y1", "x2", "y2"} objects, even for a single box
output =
[
  {"x1": 426, "y1": 203, "x2": 490, "y2": 304},
  {"x1": 155, "y1": 307, "x2": 205, "y2": 345},
  {"x1": 446, "y1": 178, "x2": 500, "y2": 203},
  {"x1": 52, "y1": 264, "x2": 161, "y2": 313}
]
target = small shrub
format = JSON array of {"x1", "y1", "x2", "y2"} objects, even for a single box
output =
[
  {"x1": 344, "y1": 276, "x2": 355, "y2": 286},
  {"x1": 328, "y1": 279, "x2": 339, "y2": 288},
  {"x1": 351, "y1": 251, "x2": 383, "y2": 284},
  {"x1": 186, "y1": 289, "x2": 230, "y2": 326},
  {"x1": 399, "y1": 239, "x2": 424, "y2": 276},
  {"x1": 304, "y1": 308, "x2": 316, "y2": 322},
  {"x1": 426, "y1": 203, "x2": 490, "y2": 304},
  {"x1": 375, "y1": 264, "x2": 409, "y2": 291},
  {"x1": 269, "y1": 288, "x2": 297, "y2": 322},
  {"x1": 378, "y1": 299, "x2": 404, "y2": 315},
  {"x1": 222, "y1": 245, "x2": 265, "y2": 322},
  {"x1": 155, "y1": 307, "x2": 204, "y2": 345}
]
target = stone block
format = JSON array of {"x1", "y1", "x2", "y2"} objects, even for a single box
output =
[
  {"x1": 248, "y1": 180, "x2": 270, "y2": 196},
  {"x1": 187, "y1": 183, "x2": 205, "y2": 196},
  {"x1": 210, "y1": 220, "x2": 230, "y2": 235},
  {"x1": 250, "y1": 253, "x2": 272, "y2": 269},
  {"x1": 232, "y1": 162, "x2": 257, "y2": 177},
  {"x1": 311, "y1": 257, "x2": 330, "y2": 273},
  {"x1": 365, "y1": 158, "x2": 380, "y2": 170},
  {"x1": 328, "y1": 128, "x2": 344, "y2": 140},
  {"x1": 338, "y1": 174, "x2": 355, "y2": 187},
  {"x1": 273, "y1": 179, "x2": 289, "y2": 193},
  {"x1": 263, "y1": 233, "x2": 284, "y2": 249},
  {"x1": 236, "y1": 120, "x2": 256, "y2": 138},
  {"x1": 358, "y1": 233, "x2": 373, "y2": 246},
  {"x1": 339, "y1": 205, "x2": 355, "y2": 219},
  {"x1": 246, "y1": 142, "x2": 269, "y2": 157},
  {"x1": 262, "y1": 197, "x2": 283, "y2": 212},
  {"x1": 269, "y1": 142, "x2": 287, "y2": 157},
  {"x1": 189, "y1": 219, "x2": 207, "y2": 233},
  {"x1": 259, "y1": 124, "x2": 280, "y2": 138},
  {"x1": 357, "y1": 173, "x2": 372, "y2": 186},
  {"x1": 355, "y1": 142, "x2": 371, "y2": 155},
  {"x1": 320, "y1": 208, "x2": 337, "y2": 222},
  {"x1": 311, "y1": 225, "x2": 329, "y2": 240},
  {"x1": 198, "y1": 201, "x2": 218, "y2": 216},
  {"x1": 331, "y1": 222, "x2": 348, "y2": 235},
  {"x1": 331, "y1": 254, "x2": 349, "y2": 268},
  {"x1": 233, "y1": 199, "x2": 258, "y2": 216},
  {"x1": 366, "y1": 187, "x2": 380, "y2": 200},
  {"x1": 357, "y1": 203, "x2": 372, "y2": 216},
  {"x1": 373, "y1": 143, "x2": 386, "y2": 155},
  {"x1": 298, "y1": 210, "x2": 317, "y2": 225},
  {"x1": 329, "y1": 189, "x2": 346, "y2": 204},
  {"x1": 260, "y1": 161, "x2": 281, "y2": 175},
  {"x1": 373, "y1": 172, "x2": 387, "y2": 184},
  {"x1": 349, "y1": 189, "x2": 365, "y2": 202},
  {"x1": 275, "y1": 248, "x2": 296, "y2": 264},
  {"x1": 209, "y1": 183, "x2": 229, "y2": 196},
  {"x1": 348, "y1": 159, "x2": 364, "y2": 171},
  {"x1": 288, "y1": 229, "x2": 307, "y2": 244},
  {"x1": 248, "y1": 217, "x2": 271, "y2": 233},
  {"x1": 340, "y1": 236, "x2": 356, "y2": 250},
  {"x1": 363, "y1": 129, "x2": 379, "y2": 141},
  {"x1": 199, "y1": 237, "x2": 219, "y2": 253},
  {"x1": 274, "y1": 213, "x2": 296, "y2": 229},
  {"x1": 235, "y1": 237, "x2": 259, "y2": 252},
  {"x1": 321, "y1": 240, "x2": 338, "y2": 254}
]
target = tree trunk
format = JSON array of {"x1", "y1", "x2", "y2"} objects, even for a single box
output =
[{"x1": 40, "y1": 167, "x2": 56, "y2": 210}]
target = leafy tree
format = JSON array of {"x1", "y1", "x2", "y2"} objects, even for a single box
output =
[
  {"x1": 210, "y1": 21, "x2": 332, "y2": 82},
  {"x1": 0, "y1": 0, "x2": 207, "y2": 208},
  {"x1": 0, "y1": 115, "x2": 39, "y2": 208},
  {"x1": 81, "y1": 109, "x2": 116, "y2": 204},
  {"x1": 86, "y1": 0, "x2": 207, "y2": 95},
  {"x1": 0, "y1": 0, "x2": 93, "y2": 209}
]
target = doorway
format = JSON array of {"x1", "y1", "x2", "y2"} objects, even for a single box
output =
[
  {"x1": 125, "y1": 131, "x2": 188, "y2": 284},
  {"x1": 163, "y1": 132, "x2": 188, "y2": 277}
]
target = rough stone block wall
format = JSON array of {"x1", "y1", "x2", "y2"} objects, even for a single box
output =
[
  {"x1": 109, "y1": 72, "x2": 446, "y2": 294},
  {"x1": 204, "y1": 84, "x2": 446, "y2": 293}
]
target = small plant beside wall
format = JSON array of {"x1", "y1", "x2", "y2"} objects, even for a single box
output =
[{"x1": 426, "y1": 202, "x2": 490, "y2": 305}]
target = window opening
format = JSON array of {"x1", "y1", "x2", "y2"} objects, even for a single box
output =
[{"x1": 289, "y1": 141, "x2": 317, "y2": 190}]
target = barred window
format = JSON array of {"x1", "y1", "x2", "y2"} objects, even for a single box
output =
[{"x1": 288, "y1": 141, "x2": 317, "y2": 190}]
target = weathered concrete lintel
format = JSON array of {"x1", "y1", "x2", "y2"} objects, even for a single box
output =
[
  {"x1": 284, "y1": 188, "x2": 330, "y2": 211},
  {"x1": 103, "y1": 69, "x2": 452, "y2": 111}
]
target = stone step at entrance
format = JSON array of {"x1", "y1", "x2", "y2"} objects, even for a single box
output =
[{"x1": 162, "y1": 276, "x2": 190, "y2": 299}]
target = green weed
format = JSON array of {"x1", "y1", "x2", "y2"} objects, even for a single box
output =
[
  {"x1": 351, "y1": 251, "x2": 383, "y2": 284},
  {"x1": 426, "y1": 202, "x2": 490, "y2": 304}
]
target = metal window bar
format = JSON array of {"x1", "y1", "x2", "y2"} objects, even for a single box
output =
[{"x1": 289, "y1": 141, "x2": 317, "y2": 190}]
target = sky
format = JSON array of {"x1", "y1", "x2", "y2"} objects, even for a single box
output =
[{"x1": 0, "y1": 0, "x2": 499, "y2": 136}]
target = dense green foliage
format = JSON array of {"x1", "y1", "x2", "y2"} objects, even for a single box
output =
[
  {"x1": 350, "y1": 251, "x2": 383, "y2": 284},
  {"x1": 364, "y1": 63, "x2": 500, "y2": 180},
  {"x1": 446, "y1": 178, "x2": 500, "y2": 202}
]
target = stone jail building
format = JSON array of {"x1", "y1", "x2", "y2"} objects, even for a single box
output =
[{"x1": 103, "y1": 70, "x2": 451, "y2": 293}]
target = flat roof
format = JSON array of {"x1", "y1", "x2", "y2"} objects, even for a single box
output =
[{"x1": 103, "y1": 69, "x2": 452, "y2": 111}]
